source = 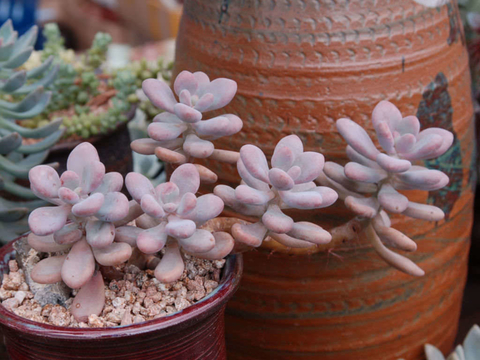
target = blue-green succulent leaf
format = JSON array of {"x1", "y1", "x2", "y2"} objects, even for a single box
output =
[
  {"x1": 0, "y1": 117, "x2": 62, "y2": 139},
  {"x1": 15, "y1": 128, "x2": 64, "y2": 154},
  {"x1": 14, "y1": 64, "x2": 58, "y2": 94},
  {"x1": 0, "y1": 70, "x2": 26, "y2": 92},
  {"x1": 27, "y1": 56, "x2": 53, "y2": 79},
  {"x1": 0, "y1": 132, "x2": 22, "y2": 154},
  {"x1": 1, "y1": 46, "x2": 33, "y2": 69}
]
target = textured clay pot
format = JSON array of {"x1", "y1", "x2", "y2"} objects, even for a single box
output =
[
  {"x1": 174, "y1": 1, "x2": 475, "y2": 359},
  {"x1": 0, "y1": 237, "x2": 243, "y2": 360}
]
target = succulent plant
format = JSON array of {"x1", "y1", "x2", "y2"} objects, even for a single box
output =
[
  {"x1": 123, "y1": 163, "x2": 231, "y2": 283},
  {"x1": 131, "y1": 71, "x2": 243, "y2": 182},
  {"x1": 26, "y1": 142, "x2": 131, "y2": 321},
  {"x1": 0, "y1": 20, "x2": 61, "y2": 242},
  {"x1": 319, "y1": 100, "x2": 453, "y2": 276},
  {"x1": 214, "y1": 135, "x2": 338, "y2": 248},
  {"x1": 423, "y1": 324, "x2": 480, "y2": 360}
]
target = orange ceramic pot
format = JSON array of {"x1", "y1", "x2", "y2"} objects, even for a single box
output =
[{"x1": 174, "y1": 1, "x2": 475, "y2": 359}]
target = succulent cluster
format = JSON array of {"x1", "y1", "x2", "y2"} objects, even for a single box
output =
[
  {"x1": 214, "y1": 135, "x2": 337, "y2": 248},
  {"x1": 131, "y1": 71, "x2": 243, "y2": 182},
  {"x1": 0, "y1": 20, "x2": 60, "y2": 243},
  {"x1": 320, "y1": 101, "x2": 453, "y2": 276}
]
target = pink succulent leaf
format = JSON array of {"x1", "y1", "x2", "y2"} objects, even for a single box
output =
[
  {"x1": 136, "y1": 213, "x2": 161, "y2": 229},
  {"x1": 293, "y1": 152, "x2": 325, "y2": 184},
  {"x1": 395, "y1": 167, "x2": 449, "y2": 191},
  {"x1": 70, "y1": 271, "x2": 105, "y2": 323},
  {"x1": 93, "y1": 172, "x2": 123, "y2": 194},
  {"x1": 376, "y1": 153, "x2": 411, "y2": 173},
  {"x1": 93, "y1": 242, "x2": 132, "y2": 266},
  {"x1": 80, "y1": 161, "x2": 105, "y2": 194},
  {"x1": 269, "y1": 232, "x2": 314, "y2": 248},
  {"x1": 177, "y1": 193, "x2": 197, "y2": 216},
  {"x1": 114, "y1": 225, "x2": 142, "y2": 247},
  {"x1": 395, "y1": 133, "x2": 417, "y2": 154},
  {"x1": 369, "y1": 226, "x2": 424, "y2": 276},
  {"x1": 413, "y1": 128, "x2": 454, "y2": 159},
  {"x1": 402, "y1": 201, "x2": 445, "y2": 221},
  {"x1": 346, "y1": 145, "x2": 381, "y2": 169},
  {"x1": 58, "y1": 187, "x2": 79, "y2": 204},
  {"x1": 396, "y1": 116, "x2": 420, "y2": 137},
  {"x1": 192, "y1": 115, "x2": 232, "y2": 138},
  {"x1": 398, "y1": 133, "x2": 443, "y2": 160},
  {"x1": 153, "y1": 112, "x2": 183, "y2": 124},
  {"x1": 29, "y1": 165, "x2": 60, "y2": 199},
  {"x1": 156, "y1": 182, "x2": 180, "y2": 204},
  {"x1": 173, "y1": 70, "x2": 198, "y2": 96},
  {"x1": 378, "y1": 184, "x2": 409, "y2": 213},
  {"x1": 173, "y1": 103, "x2": 202, "y2": 123},
  {"x1": 344, "y1": 196, "x2": 379, "y2": 218},
  {"x1": 204, "y1": 114, "x2": 243, "y2": 139},
  {"x1": 268, "y1": 168, "x2": 294, "y2": 191},
  {"x1": 71, "y1": 193, "x2": 105, "y2": 217},
  {"x1": 125, "y1": 172, "x2": 156, "y2": 203},
  {"x1": 372, "y1": 215, "x2": 417, "y2": 252},
  {"x1": 137, "y1": 222, "x2": 168, "y2": 254},
  {"x1": 66, "y1": 142, "x2": 100, "y2": 182},
  {"x1": 95, "y1": 192, "x2": 130, "y2": 222},
  {"x1": 155, "y1": 147, "x2": 187, "y2": 164},
  {"x1": 185, "y1": 193, "x2": 224, "y2": 226},
  {"x1": 274, "y1": 134, "x2": 304, "y2": 158},
  {"x1": 53, "y1": 223, "x2": 83, "y2": 245},
  {"x1": 192, "y1": 232, "x2": 234, "y2": 260},
  {"x1": 193, "y1": 93, "x2": 214, "y2": 112},
  {"x1": 209, "y1": 149, "x2": 240, "y2": 164},
  {"x1": 317, "y1": 172, "x2": 359, "y2": 200},
  {"x1": 272, "y1": 145, "x2": 295, "y2": 171},
  {"x1": 29, "y1": 205, "x2": 70, "y2": 236},
  {"x1": 214, "y1": 185, "x2": 265, "y2": 217},
  {"x1": 312, "y1": 186, "x2": 339, "y2": 208},
  {"x1": 237, "y1": 158, "x2": 270, "y2": 191},
  {"x1": 28, "y1": 233, "x2": 72, "y2": 252},
  {"x1": 279, "y1": 189, "x2": 324, "y2": 209},
  {"x1": 240, "y1": 144, "x2": 270, "y2": 183},
  {"x1": 235, "y1": 184, "x2": 275, "y2": 205},
  {"x1": 262, "y1": 204, "x2": 294, "y2": 233},
  {"x1": 179, "y1": 89, "x2": 192, "y2": 106},
  {"x1": 196, "y1": 78, "x2": 237, "y2": 112},
  {"x1": 154, "y1": 242, "x2": 184, "y2": 283},
  {"x1": 291, "y1": 182, "x2": 317, "y2": 192},
  {"x1": 31, "y1": 255, "x2": 67, "y2": 284},
  {"x1": 371, "y1": 100, "x2": 403, "y2": 134},
  {"x1": 147, "y1": 122, "x2": 188, "y2": 142},
  {"x1": 379, "y1": 210, "x2": 392, "y2": 227},
  {"x1": 375, "y1": 121, "x2": 395, "y2": 154},
  {"x1": 170, "y1": 163, "x2": 200, "y2": 196},
  {"x1": 142, "y1": 78, "x2": 177, "y2": 113},
  {"x1": 194, "y1": 164, "x2": 218, "y2": 184},
  {"x1": 287, "y1": 166, "x2": 302, "y2": 181},
  {"x1": 60, "y1": 170, "x2": 80, "y2": 190},
  {"x1": 85, "y1": 220, "x2": 115, "y2": 249},
  {"x1": 166, "y1": 218, "x2": 196, "y2": 239},
  {"x1": 193, "y1": 72, "x2": 210, "y2": 93},
  {"x1": 287, "y1": 221, "x2": 331, "y2": 245},
  {"x1": 231, "y1": 221, "x2": 268, "y2": 247},
  {"x1": 336, "y1": 118, "x2": 380, "y2": 161},
  {"x1": 140, "y1": 194, "x2": 165, "y2": 218},
  {"x1": 61, "y1": 239, "x2": 95, "y2": 289},
  {"x1": 344, "y1": 162, "x2": 388, "y2": 183},
  {"x1": 130, "y1": 138, "x2": 172, "y2": 155},
  {"x1": 178, "y1": 229, "x2": 215, "y2": 254},
  {"x1": 183, "y1": 134, "x2": 214, "y2": 158},
  {"x1": 323, "y1": 162, "x2": 377, "y2": 193}
]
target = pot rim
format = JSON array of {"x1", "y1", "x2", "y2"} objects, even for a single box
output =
[{"x1": 0, "y1": 236, "x2": 243, "y2": 340}]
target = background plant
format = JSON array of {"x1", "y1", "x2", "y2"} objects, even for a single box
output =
[{"x1": 0, "y1": 20, "x2": 60, "y2": 243}]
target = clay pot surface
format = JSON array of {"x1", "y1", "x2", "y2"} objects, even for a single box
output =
[
  {"x1": 0, "y1": 237, "x2": 243, "y2": 360},
  {"x1": 174, "y1": 1, "x2": 475, "y2": 359}
]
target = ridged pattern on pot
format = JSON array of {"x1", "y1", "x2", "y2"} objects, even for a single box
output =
[{"x1": 174, "y1": 0, "x2": 474, "y2": 359}]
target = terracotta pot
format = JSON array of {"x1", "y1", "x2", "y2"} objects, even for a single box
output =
[
  {"x1": 174, "y1": 1, "x2": 475, "y2": 359},
  {"x1": 0, "y1": 237, "x2": 243, "y2": 360}
]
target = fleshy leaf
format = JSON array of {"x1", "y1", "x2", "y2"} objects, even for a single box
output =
[
  {"x1": 237, "y1": 158, "x2": 270, "y2": 191},
  {"x1": 148, "y1": 122, "x2": 187, "y2": 142},
  {"x1": 53, "y1": 223, "x2": 83, "y2": 245},
  {"x1": 178, "y1": 229, "x2": 215, "y2": 254},
  {"x1": 376, "y1": 153, "x2": 411, "y2": 173},
  {"x1": 29, "y1": 205, "x2": 69, "y2": 236},
  {"x1": 86, "y1": 220, "x2": 115, "y2": 249},
  {"x1": 378, "y1": 184, "x2": 409, "y2": 214},
  {"x1": 93, "y1": 172, "x2": 123, "y2": 194},
  {"x1": 96, "y1": 192, "x2": 130, "y2": 222},
  {"x1": 268, "y1": 168, "x2": 294, "y2": 191},
  {"x1": 177, "y1": 193, "x2": 197, "y2": 216},
  {"x1": 235, "y1": 185, "x2": 275, "y2": 205},
  {"x1": 137, "y1": 222, "x2": 168, "y2": 253},
  {"x1": 61, "y1": 239, "x2": 95, "y2": 289},
  {"x1": 240, "y1": 144, "x2": 270, "y2": 183},
  {"x1": 192, "y1": 232, "x2": 234, "y2": 260},
  {"x1": 71, "y1": 193, "x2": 104, "y2": 217},
  {"x1": 125, "y1": 172, "x2": 155, "y2": 203},
  {"x1": 154, "y1": 242, "x2": 185, "y2": 283},
  {"x1": 66, "y1": 142, "x2": 100, "y2": 182},
  {"x1": 402, "y1": 202, "x2": 444, "y2": 221},
  {"x1": 279, "y1": 189, "x2": 324, "y2": 210},
  {"x1": 114, "y1": 225, "x2": 142, "y2": 247},
  {"x1": 344, "y1": 162, "x2": 387, "y2": 183},
  {"x1": 183, "y1": 134, "x2": 214, "y2": 158},
  {"x1": 336, "y1": 118, "x2": 380, "y2": 160},
  {"x1": 165, "y1": 218, "x2": 196, "y2": 239},
  {"x1": 31, "y1": 255, "x2": 66, "y2": 284},
  {"x1": 70, "y1": 271, "x2": 105, "y2": 323},
  {"x1": 29, "y1": 165, "x2": 60, "y2": 199},
  {"x1": 287, "y1": 222, "x2": 331, "y2": 244},
  {"x1": 93, "y1": 242, "x2": 132, "y2": 266},
  {"x1": 28, "y1": 233, "x2": 72, "y2": 252},
  {"x1": 173, "y1": 103, "x2": 202, "y2": 123},
  {"x1": 142, "y1": 78, "x2": 177, "y2": 113},
  {"x1": 170, "y1": 163, "x2": 200, "y2": 196},
  {"x1": 141, "y1": 194, "x2": 165, "y2": 218},
  {"x1": 231, "y1": 221, "x2": 267, "y2": 247},
  {"x1": 186, "y1": 194, "x2": 224, "y2": 225},
  {"x1": 262, "y1": 204, "x2": 294, "y2": 233},
  {"x1": 345, "y1": 196, "x2": 379, "y2": 218}
]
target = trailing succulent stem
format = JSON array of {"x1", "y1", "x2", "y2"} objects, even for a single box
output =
[{"x1": 0, "y1": 20, "x2": 61, "y2": 243}]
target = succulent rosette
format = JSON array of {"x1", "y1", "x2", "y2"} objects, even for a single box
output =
[
  {"x1": 214, "y1": 135, "x2": 338, "y2": 248},
  {"x1": 320, "y1": 100, "x2": 453, "y2": 276},
  {"x1": 123, "y1": 163, "x2": 230, "y2": 283},
  {"x1": 131, "y1": 71, "x2": 243, "y2": 181}
]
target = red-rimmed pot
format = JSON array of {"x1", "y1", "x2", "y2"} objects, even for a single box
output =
[{"x1": 0, "y1": 237, "x2": 243, "y2": 360}]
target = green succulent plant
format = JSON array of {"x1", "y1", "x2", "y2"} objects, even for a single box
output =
[{"x1": 0, "y1": 20, "x2": 61, "y2": 243}]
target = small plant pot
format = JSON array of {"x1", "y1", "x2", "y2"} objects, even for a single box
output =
[{"x1": 0, "y1": 235, "x2": 243, "y2": 360}]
